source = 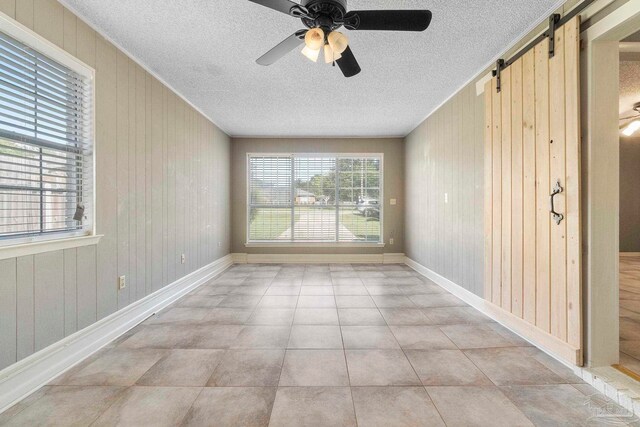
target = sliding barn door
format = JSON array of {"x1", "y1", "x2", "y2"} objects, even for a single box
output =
[{"x1": 484, "y1": 16, "x2": 582, "y2": 365}]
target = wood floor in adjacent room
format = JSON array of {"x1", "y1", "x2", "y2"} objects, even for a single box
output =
[
  {"x1": 0, "y1": 263, "x2": 636, "y2": 426},
  {"x1": 620, "y1": 254, "x2": 640, "y2": 378}
]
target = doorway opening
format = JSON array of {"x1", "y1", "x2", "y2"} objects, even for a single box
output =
[{"x1": 618, "y1": 29, "x2": 640, "y2": 377}]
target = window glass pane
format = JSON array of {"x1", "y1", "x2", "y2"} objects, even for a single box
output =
[
  {"x1": 339, "y1": 207, "x2": 380, "y2": 242},
  {"x1": 0, "y1": 30, "x2": 91, "y2": 242},
  {"x1": 249, "y1": 207, "x2": 293, "y2": 241},
  {"x1": 248, "y1": 154, "x2": 382, "y2": 244}
]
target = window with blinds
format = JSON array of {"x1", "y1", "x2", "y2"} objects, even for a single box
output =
[
  {"x1": 248, "y1": 154, "x2": 382, "y2": 243},
  {"x1": 0, "y1": 29, "x2": 93, "y2": 243}
]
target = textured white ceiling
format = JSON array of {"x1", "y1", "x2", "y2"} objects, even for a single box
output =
[
  {"x1": 620, "y1": 60, "x2": 640, "y2": 118},
  {"x1": 61, "y1": 0, "x2": 562, "y2": 137}
]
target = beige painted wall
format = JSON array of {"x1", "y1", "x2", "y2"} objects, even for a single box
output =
[
  {"x1": 231, "y1": 138, "x2": 404, "y2": 255},
  {"x1": 0, "y1": 0, "x2": 231, "y2": 370},
  {"x1": 620, "y1": 136, "x2": 640, "y2": 252}
]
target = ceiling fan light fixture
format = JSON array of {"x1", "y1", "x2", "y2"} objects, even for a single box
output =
[
  {"x1": 324, "y1": 44, "x2": 341, "y2": 63},
  {"x1": 623, "y1": 120, "x2": 640, "y2": 137},
  {"x1": 301, "y1": 45, "x2": 321, "y2": 62},
  {"x1": 328, "y1": 31, "x2": 349, "y2": 54},
  {"x1": 304, "y1": 28, "x2": 325, "y2": 50}
]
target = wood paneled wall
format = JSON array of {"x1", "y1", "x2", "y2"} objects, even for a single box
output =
[
  {"x1": 0, "y1": 0, "x2": 231, "y2": 370},
  {"x1": 483, "y1": 17, "x2": 581, "y2": 363},
  {"x1": 404, "y1": 85, "x2": 485, "y2": 296}
]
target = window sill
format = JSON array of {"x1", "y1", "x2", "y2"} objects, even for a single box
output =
[
  {"x1": 0, "y1": 234, "x2": 103, "y2": 260},
  {"x1": 245, "y1": 242, "x2": 386, "y2": 248}
]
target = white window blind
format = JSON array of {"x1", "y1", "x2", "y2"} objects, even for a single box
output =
[
  {"x1": 0, "y1": 30, "x2": 93, "y2": 242},
  {"x1": 248, "y1": 154, "x2": 382, "y2": 243}
]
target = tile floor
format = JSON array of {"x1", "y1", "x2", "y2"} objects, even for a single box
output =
[
  {"x1": 1, "y1": 263, "x2": 638, "y2": 426},
  {"x1": 621, "y1": 255, "x2": 640, "y2": 376}
]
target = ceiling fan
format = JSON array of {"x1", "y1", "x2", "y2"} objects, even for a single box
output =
[{"x1": 250, "y1": 0, "x2": 432, "y2": 77}]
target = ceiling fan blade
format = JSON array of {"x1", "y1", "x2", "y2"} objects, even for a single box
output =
[
  {"x1": 344, "y1": 10, "x2": 432, "y2": 31},
  {"x1": 256, "y1": 30, "x2": 306, "y2": 66},
  {"x1": 248, "y1": 0, "x2": 307, "y2": 17},
  {"x1": 336, "y1": 46, "x2": 361, "y2": 78}
]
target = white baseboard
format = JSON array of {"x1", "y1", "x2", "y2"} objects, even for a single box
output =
[
  {"x1": 404, "y1": 256, "x2": 581, "y2": 368},
  {"x1": 0, "y1": 254, "x2": 233, "y2": 413},
  {"x1": 233, "y1": 253, "x2": 405, "y2": 265}
]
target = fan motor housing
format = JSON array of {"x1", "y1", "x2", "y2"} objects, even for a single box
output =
[{"x1": 300, "y1": 0, "x2": 347, "y2": 31}]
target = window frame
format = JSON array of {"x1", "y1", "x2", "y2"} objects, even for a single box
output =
[
  {"x1": 245, "y1": 152, "x2": 385, "y2": 247},
  {"x1": 0, "y1": 11, "x2": 98, "y2": 254}
]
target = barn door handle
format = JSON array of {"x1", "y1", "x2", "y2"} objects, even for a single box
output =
[{"x1": 550, "y1": 180, "x2": 564, "y2": 225}]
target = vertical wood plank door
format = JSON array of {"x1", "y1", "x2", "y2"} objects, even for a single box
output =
[{"x1": 484, "y1": 16, "x2": 582, "y2": 365}]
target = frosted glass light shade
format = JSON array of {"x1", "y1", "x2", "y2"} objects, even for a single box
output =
[
  {"x1": 623, "y1": 120, "x2": 640, "y2": 136},
  {"x1": 305, "y1": 28, "x2": 325, "y2": 50},
  {"x1": 328, "y1": 31, "x2": 348, "y2": 54},
  {"x1": 301, "y1": 46, "x2": 321, "y2": 62},
  {"x1": 324, "y1": 44, "x2": 341, "y2": 63}
]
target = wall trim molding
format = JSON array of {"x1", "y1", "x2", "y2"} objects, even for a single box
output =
[
  {"x1": 0, "y1": 254, "x2": 233, "y2": 413},
  {"x1": 232, "y1": 253, "x2": 405, "y2": 265},
  {"x1": 404, "y1": 256, "x2": 582, "y2": 367}
]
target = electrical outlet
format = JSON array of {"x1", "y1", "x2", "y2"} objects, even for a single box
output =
[
  {"x1": 390, "y1": 238, "x2": 395, "y2": 245},
  {"x1": 181, "y1": 254, "x2": 186, "y2": 264},
  {"x1": 118, "y1": 275, "x2": 126, "y2": 290},
  {"x1": 218, "y1": 242, "x2": 222, "y2": 248},
  {"x1": 444, "y1": 193, "x2": 448, "y2": 204},
  {"x1": 390, "y1": 198, "x2": 397, "y2": 206}
]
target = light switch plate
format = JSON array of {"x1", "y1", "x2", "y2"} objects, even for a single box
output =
[
  {"x1": 181, "y1": 254, "x2": 186, "y2": 264},
  {"x1": 390, "y1": 199, "x2": 397, "y2": 206},
  {"x1": 118, "y1": 275, "x2": 126, "y2": 290}
]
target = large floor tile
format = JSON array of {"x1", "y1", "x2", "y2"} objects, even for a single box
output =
[
  {"x1": 426, "y1": 386, "x2": 533, "y2": 426},
  {"x1": 279, "y1": 350, "x2": 349, "y2": 386},
  {"x1": 92, "y1": 386, "x2": 200, "y2": 427},
  {"x1": 297, "y1": 295, "x2": 336, "y2": 308},
  {"x1": 269, "y1": 387, "x2": 356, "y2": 427},
  {"x1": 299, "y1": 286, "x2": 334, "y2": 296},
  {"x1": 136, "y1": 349, "x2": 224, "y2": 386},
  {"x1": 342, "y1": 326, "x2": 400, "y2": 349},
  {"x1": 175, "y1": 295, "x2": 225, "y2": 308},
  {"x1": 346, "y1": 350, "x2": 421, "y2": 386},
  {"x1": 379, "y1": 308, "x2": 432, "y2": 325},
  {"x1": 203, "y1": 308, "x2": 253, "y2": 324},
  {"x1": 463, "y1": 347, "x2": 566, "y2": 385},
  {"x1": 405, "y1": 350, "x2": 492, "y2": 386},
  {"x1": 208, "y1": 349, "x2": 285, "y2": 386},
  {"x1": 51, "y1": 348, "x2": 165, "y2": 386},
  {"x1": 501, "y1": 384, "x2": 619, "y2": 426},
  {"x1": 182, "y1": 387, "x2": 276, "y2": 427},
  {"x1": 409, "y1": 294, "x2": 467, "y2": 308},
  {"x1": 231, "y1": 326, "x2": 291, "y2": 349},
  {"x1": 144, "y1": 307, "x2": 211, "y2": 325},
  {"x1": 352, "y1": 387, "x2": 445, "y2": 427},
  {"x1": 0, "y1": 386, "x2": 124, "y2": 426},
  {"x1": 338, "y1": 308, "x2": 386, "y2": 326},
  {"x1": 248, "y1": 309, "x2": 296, "y2": 326},
  {"x1": 335, "y1": 295, "x2": 376, "y2": 308},
  {"x1": 439, "y1": 324, "x2": 521, "y2": 349},
  {"x1": 293, "y1": 308, "x2": 340, "y2": 325},
  {"x1": 372, "y1": 295, "x2": 416, "y2": 308},
  {"x1": 333, "y1": 285, "x2": 370, "y2": 295},
  {"x1": 257, "y1": 296, "x2": 299, "y2": 309},
  {"x1": 218, "y1": 295, "x2": 263, "y2": 308},
  {"x1": 389, "y1": 326, "x2": 457, "y2": 350},
  {"x1": 288, "y1": 325, "x2": 343, "y2": 349},
  {"x1": 421, "y1": 306, "x2": 493, "y2": 325}
]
